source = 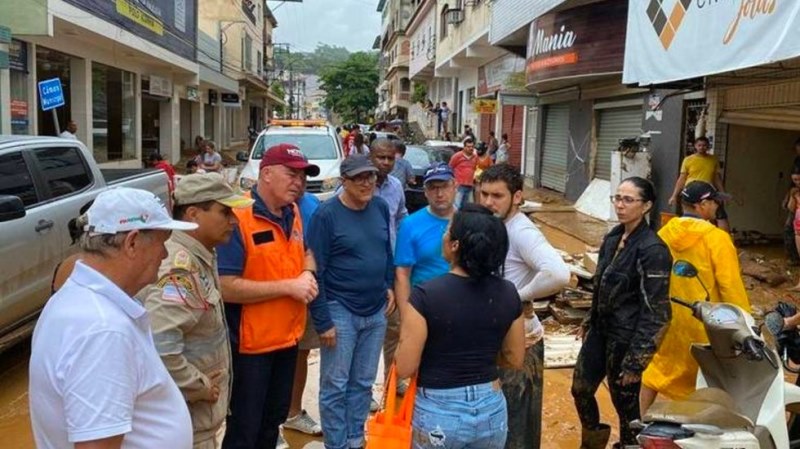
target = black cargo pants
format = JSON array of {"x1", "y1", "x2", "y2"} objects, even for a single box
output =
[{"x1": 571, "y1": 329, "x2": 641, "y2": 446}]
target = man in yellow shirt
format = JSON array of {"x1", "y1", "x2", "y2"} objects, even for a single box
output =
[{"x1": 668, "y1": 137, "x2": 730, "y2": 232}]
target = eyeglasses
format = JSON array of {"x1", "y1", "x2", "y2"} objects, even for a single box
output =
[
  {"x1": 345, "y1": 173, "x2": 378, "y2": 186},
  {"x1": 424, "y1": 183, "x2": 452, "y2": 192},
  {"x1": 610, "y1": 195, "x2": 644, "y2": 205}
]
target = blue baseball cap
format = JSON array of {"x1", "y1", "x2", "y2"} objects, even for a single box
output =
[{"x1": 424, "y1": 163, "x2": 454, "y2": 184}]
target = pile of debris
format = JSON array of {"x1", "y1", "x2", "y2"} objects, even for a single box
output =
[
  {"x1": 541, "y1": 251, "x2": 598, "y2": 368},
  {"x1": 739, "y1": 250, "x2": 789, "y2": 289}
]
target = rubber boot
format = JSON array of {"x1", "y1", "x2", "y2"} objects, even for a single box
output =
[{"x1": 580, "y1": 424, "x2": 611, "y2": 449}]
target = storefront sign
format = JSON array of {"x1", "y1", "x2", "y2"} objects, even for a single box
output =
[
  {"x1": 473, "y1": 99, "x2": 498, "y2": 114},
  {"x1": 624, "y1": 0, "x2": 800, "y2": 85},
  {"x1": 38, "y1": 78, "x2": 65, "y2": 111},
  {"x1": 63, "y1": 0, "x2": 196, "y2": 61},
  {"x1": 526, "y1": 0, "x2": 627, "y2": 86},
  {"x1": 148, "y1": 75, "x2": 172, "y2": 97},
  {"x1": 221, "y1": 93, "x2": 241, "y2": 107},
  {"x1": 11, "y1": 100, "x2": 28, "y2": 118},
  {"x1": 478, "y1": 54, "x2": 527, "y2": 97},
  {"x1": 9, "y1": 40, "x2": 27, "y2": 72}
]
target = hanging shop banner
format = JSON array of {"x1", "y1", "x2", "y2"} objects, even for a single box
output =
[
  {"x1": 473, "y1": 99, "x2": 498, "y2": 114},
  {"x1": 63, "y1": 0, "x2": 196, "y2": 61},
  {"x1": 623, "y1": 1, "x2": 800, "y2": 86},
  {"x1": 478, "y1": 54, "x2": 527, "y2": 97},
  {"x1": 526, "y1": 0, "x2": 628, "y2": 87},
  {"x1": 9, "y1": 40, "x2": 27, "y2": 72}
]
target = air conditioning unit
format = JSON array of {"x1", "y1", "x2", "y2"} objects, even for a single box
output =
[{"x1": 446, "y1": 9, "x2": 464, "y2": 24}]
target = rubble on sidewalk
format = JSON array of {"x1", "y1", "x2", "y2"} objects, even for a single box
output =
[{"x1": 739, "y1": 250, "x2": 789, "y2": 288}]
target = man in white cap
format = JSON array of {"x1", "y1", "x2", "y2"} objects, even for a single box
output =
[
  {"x1": 140, "y1": 173, "x2": 254, "y2": 448},
  {"x1": 29, "y1": 187, "x2": 198, "y2": 449}
]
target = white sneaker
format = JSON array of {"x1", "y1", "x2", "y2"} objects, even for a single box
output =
[
  {"x1": 284, "y1": 409, "x2": 323, "y2": 436},
  {"x1": 276, "y1": 432, "x2": 290, "y2": 449}
]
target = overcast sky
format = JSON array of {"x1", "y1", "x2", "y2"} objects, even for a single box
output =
[{"x1": 270, "y1": 0, "x2": 381, "y2": 53}]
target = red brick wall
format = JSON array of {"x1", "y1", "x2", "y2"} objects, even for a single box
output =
[
  {"x1": 480, "y1": 113, "x2": 496, "y2": 143},
  {"x1": 501, "y1": 105, "x2": 524, "y2": 169}
]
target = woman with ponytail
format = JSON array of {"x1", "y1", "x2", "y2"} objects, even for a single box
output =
[
  {"x1": 394, "y1": 203, "x2": 525, "y2": 449},
  {"x1": 571, "y1": 176, "x2": 672, "y2": 449}
]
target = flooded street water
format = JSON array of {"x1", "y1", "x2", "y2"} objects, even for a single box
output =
[{"x1": 0, "y1": 342, "x2": 619, "y2": 448}]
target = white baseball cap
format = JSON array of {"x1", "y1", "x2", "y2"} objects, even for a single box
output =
[{"x1": 85, "y1": 187, "x2": 198, "y2": 235}]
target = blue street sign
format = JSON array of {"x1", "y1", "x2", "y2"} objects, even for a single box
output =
[{"x1": 38, "y1": 78, "x2": 65, "y2": 111}]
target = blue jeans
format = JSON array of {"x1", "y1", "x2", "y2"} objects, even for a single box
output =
[
  {"x1": 412, "y1": 381, "x2": 508, "y2": 449},
  {"x1": 455, "y1": 185, "x2": 473, "y2": 210},
  {"x1": 320, "y1": 301, "x2": 387, "y2": 449}
]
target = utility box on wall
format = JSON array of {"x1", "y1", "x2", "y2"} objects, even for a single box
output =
[{"x1": 609, "y1": 150, "x2": 652, "y2": 225}]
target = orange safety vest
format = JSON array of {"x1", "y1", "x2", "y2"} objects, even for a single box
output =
[{"x1": 234, "y1": 202, "x2": 306, "y2": 354}]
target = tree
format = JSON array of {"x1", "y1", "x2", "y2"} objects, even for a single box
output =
[
  {"x1": 412, "y1": 82, "x2": 427, "y2": 104},
  {"x1": 271, "y1": 81, "x2": 286, "y2": 117},
  {"x1": 319, "y1": 52, "x2": 379, "y2": 123},
  {"x1": 274, "y1": 43, "x2": 351, "y2": 75}
]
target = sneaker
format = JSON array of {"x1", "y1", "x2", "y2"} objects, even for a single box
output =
[
  {"x1": 284, "y1": 409, "x2": 323, "y2": 436},
  {"x1": 370, "y1": 397, "x2": 380, "y2": 413},
  {"x1": 276, "y1": 432, "x2": 290, "y2": 449}
]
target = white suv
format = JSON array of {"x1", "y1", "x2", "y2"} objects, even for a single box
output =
[{"x1": 237, "y1": 120, "x2": 344, "y2": 200}]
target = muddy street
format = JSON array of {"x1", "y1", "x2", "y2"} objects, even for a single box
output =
[{"x1": 0, "y1": 341, "x2": 620, "y2": 448}]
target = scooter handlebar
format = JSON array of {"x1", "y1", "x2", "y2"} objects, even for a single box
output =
[
  {"x1": 670, "y1": 297, "x2": 694, "y2": 309},
  {"x1": 741, "y1": 336, "x2": 765, "y2": 361}
]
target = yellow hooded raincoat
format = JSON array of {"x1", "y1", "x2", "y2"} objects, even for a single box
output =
[{"x1": 642, "y1": 217, "x2": 751, "y2": 400}]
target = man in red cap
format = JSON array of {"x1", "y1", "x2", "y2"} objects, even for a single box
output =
[{"x1": 217, "y1": 143, "x2": 321, "y2": 449}]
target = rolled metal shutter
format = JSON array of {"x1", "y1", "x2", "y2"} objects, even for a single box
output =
[
  {"x1": 595, "y1": 107, "x2": 642, "y2": 180},
  {"x1": 540, "y1": 103, "x2": 570, "y2": 192}
]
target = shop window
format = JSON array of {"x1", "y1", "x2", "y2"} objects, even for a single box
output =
[
  {"x1": 32, "y1": 147, "x2": 92, "y2": 198},
  {"x1": 10, "y1": 40, "x2": 30, "y2": 135},
  {"x1": 36, "y1": 46, "x2": 72, "y2": 138},
  {"x1": 0, "y1": 152, "x2": 37, "y2": 207},
  {"x1": 92, "y1": 62, "x2": 136, "y2": 162}
]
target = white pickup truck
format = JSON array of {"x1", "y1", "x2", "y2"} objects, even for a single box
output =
[{"x1": 0, "y1": 136, "x2": 171, "y2": 351}]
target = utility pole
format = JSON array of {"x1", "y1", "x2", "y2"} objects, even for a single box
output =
[
  {"x1": 271, "y1": 42, "x2": 302, "y2": 119},
  {"x1": 289, "y1": 69, "x2": 294, "y2": 119}
]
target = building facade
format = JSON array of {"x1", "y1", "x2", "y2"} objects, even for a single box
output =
[{"x1": 0, "y1": 0, "x2": 282, "y2": 167}]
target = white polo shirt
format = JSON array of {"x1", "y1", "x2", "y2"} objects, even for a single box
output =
[{"x1": 29, "y1": 261, "x2": 192, "y2": 449}]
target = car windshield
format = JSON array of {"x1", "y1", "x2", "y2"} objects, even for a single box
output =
[
  {"x1": 252, "y1": 133, "x2": 338, "y2": 160},
  {"x1": 405, "y1": 147, "x2": 433, "y2": 169}
]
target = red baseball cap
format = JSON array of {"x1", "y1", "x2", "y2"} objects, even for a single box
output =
[{"x1": 259, "y1": 143, "x2": 320, "y2": 176}]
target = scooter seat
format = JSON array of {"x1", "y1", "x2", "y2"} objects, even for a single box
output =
[{"x1": 643, "y1": 387, "x2": 754, "y2": 430}]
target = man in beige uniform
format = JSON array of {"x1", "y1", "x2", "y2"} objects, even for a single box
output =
[{"x1": 141, "y1": 173, "x2": 254, "y2": 448}]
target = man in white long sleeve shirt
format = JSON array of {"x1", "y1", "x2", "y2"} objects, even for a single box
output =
[{"x1": 479, "y1": 163, "x2": 571, "y2": 449}]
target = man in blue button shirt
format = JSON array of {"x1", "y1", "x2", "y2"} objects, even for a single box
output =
[{"x1": 383, "y1": 163, "x2": 457, "y2": 388}]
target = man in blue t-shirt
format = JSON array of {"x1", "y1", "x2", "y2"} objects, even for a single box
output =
[
  {"x1": 308, "y1": 154, "x2": 394, "y2": 449},
  {"x1": 385, "y1": 163, "x2": 457, "y2": 385}
]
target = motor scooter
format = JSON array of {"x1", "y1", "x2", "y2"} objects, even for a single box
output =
[{"x1": 636, "y1": 260, "x2": 800, "y2": 448}]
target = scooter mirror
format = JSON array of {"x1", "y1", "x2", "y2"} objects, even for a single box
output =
[{"x1": 672, "y1": 260, "x2": 698, "y2": 278}]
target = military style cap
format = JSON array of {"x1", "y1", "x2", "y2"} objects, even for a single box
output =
[{"x1": 174, "y1": 173, "x2": 254, "y2": 208}]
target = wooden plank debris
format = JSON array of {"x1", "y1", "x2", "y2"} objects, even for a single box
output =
[{"x1": 550, "y1": 304, "x2": 588, "y2": 325}]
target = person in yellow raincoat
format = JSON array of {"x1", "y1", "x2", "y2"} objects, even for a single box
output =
[{"x1": 640, "y1": 181, "x2": 751, "y2": 413}]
